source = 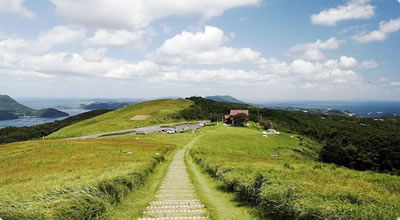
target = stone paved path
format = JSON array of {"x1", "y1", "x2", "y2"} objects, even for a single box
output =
[{"x1": 138, "y1": 139, "x2": 207, "y2": 220}]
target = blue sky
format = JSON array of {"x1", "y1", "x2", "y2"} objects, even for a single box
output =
[{"x1": 0, "y1": 0, "x2": 399, "y2": 101}]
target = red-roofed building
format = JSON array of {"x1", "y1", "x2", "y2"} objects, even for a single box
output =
[{"x1": 224, "y1": 110, "x2": 249, "y2": 125}]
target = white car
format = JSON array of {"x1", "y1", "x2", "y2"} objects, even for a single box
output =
[{"x1": 167, "y1": 129, "x2": 175, "y2": 134}]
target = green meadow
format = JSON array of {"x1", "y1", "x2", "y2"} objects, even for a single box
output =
[
  {"x1": 0, "y1": 133, "x2": 193, "y2": 219},
  {"x1": 190, "y1": 124, "x2": 400, "y2": 219},
  {"x1": 48, "y1": 99, "x2": 193, "y2": 139}
]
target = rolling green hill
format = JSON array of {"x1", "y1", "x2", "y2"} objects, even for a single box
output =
[{"x1": 48, "y1": 99, "x2": 193, "y2": 138}]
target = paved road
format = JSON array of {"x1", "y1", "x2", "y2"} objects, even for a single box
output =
[{"x1": 66, "y1": 121, "x2": 209, "y2": 140}]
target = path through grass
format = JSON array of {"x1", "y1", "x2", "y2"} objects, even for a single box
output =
[
  {"x1": 191, "y1": 125, "x2": 400, "y2": 219},
  {"x1": 186, "y1": 136, "x2": 261, "y2": 220}
]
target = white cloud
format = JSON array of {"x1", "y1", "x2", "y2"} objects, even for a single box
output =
[
  {"x1": 290, "y1": 59, "x2": 319, "y2": 75},
  {"x1": 353, "y1": 18, "x2": 400, "y2": 43},
  {"x1": 0, "y1": 38, "x2": 28, "y2": 49},
  {"x1": 50, "y1": 0, "x2": 261, "y2": 29},
  {"x1": 0, "y1": 24, "x2": 371, "y2": 95},
  {"x1": 82, "y1": 48, "x2": 107, "y2": 61},
  {"x1": 0, "y1": 0, "x2": 35, "y2": 18},
  {"x1": 289, "y1": 37, "x2": 344, "y2": 61},
  {"x1": 37, "y1": 26, "x2": 86, "y2": 51},
  {"x1": 86, "y1": 29, "x2": 147, "y2": 47},
  {"x1": 105, "y1": 61, "x2": 158, "y2": 79},
  {"x1": 311, "y1": 0, "x2": 375, "y2": 26},
  {"x1": 359, "y1": 59, "x2": 378, "y2": 69},
  {"x1": 153, "y1": 26, "x2": 260, "y2": 65},
  {"x1": 339, "y1": 56, "x2": 358, "y2": 67}
]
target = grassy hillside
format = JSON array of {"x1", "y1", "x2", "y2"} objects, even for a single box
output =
[
  {"x1": 190, "y1": 125, "x2": 400, "y2": 219},
  {"x1": 48, "y1": 99, "x2": 193, "y2": 138},
  {"x1": 0, "y1": 133, "x2": 194, "y2": 219}
]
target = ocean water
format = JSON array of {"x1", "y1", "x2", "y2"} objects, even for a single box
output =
[
  {"x1": 260, "y1": 101, "x2": 400, "y2": 117},
  {"x1": 0, "y1": 98, "x2": 90, "y2": 128}
]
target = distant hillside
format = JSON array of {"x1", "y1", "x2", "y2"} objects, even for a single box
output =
[
  {"x1": 80, "y1": 102, "x2": 133, "y2": 110},
  {"x1": 48, "y1": 99, "x2": 193, "y2": 138},
  {"x1": 0, "y1": 95, "x2": 36, "y2": 116},
  {"x1": 0, "y1": 95, "x2": 69, "y2": 120},
  {"x1": 205, "y1": 95, "x2": 245, "y2": 104},
  {"x1": 0, "y1": 110, "x2": 18, "y2": 120}
]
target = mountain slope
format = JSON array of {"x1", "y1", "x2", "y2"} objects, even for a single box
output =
[
  {"x1": 48, "y1": 99, "x2": 193, "y2": 138},
  {"x1": 0, "y1": 95, "x2": 36, "y2": 116},
  {"x1": 205, "y1": 95, "x2": 245, "y2": 104}
]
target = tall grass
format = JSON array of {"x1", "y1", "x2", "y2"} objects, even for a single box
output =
[
  {"x1": 191, "y1": 125, "x2": 400, "y2": 219},
  {"x1": 0, "y1": 133, "x2": 191, "y2": 219}
]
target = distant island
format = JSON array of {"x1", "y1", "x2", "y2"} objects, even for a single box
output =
[
  {"x1": 205, "y1": 95, "x2": 246, "y2": 104},
  {"x1": 0, "y1": 95, "x2": 69, "y2": 121}
]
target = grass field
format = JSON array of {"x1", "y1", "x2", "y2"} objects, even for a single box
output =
[
  {"x1": 0, "y1": 133, "x2": 194, "y2": 219},
  {"x1": 190, "y1": 125, "x2": 400, "y2": 219},
  {"x1": 48, "y1": 99, "x2": 193, "y2": 139}
]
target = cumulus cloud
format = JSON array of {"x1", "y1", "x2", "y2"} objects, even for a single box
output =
[
  {"x1": 0, "y1": 38, "x2": 28, "y2": 49},
  {"x1": 82, "y1": 48, "x2": 107, "y2": 61},
  {"x1": 36, "y1": 26, "x2": 87, "y2": 51},
  {"x1": 353, "y1": 18, "x2": 400, "y2": 43},
  {"x1": 289, "y1": 37, "x2": 344, "y2": 60},
  {"x1": 86, "y1": 29, "x2": 148, "y2": 47},
  {"x1": 50, "y1": 0, "x2": 261, "y2": 29},
  {"x1": 0, "y1": 24, "x2": 372, "y2": 94},
  {"x1": 311, "y1": 0, "x2": 375, "y2": 26},
  {"x1": 0, "y1": 0, "x2": 35, "y2": 18},
  {"x1": 153, "y1": 26, "x2": 260, "y2": 65},
  {"x1": 339, "y1": 56, "x2": 358, "y2": 67}
]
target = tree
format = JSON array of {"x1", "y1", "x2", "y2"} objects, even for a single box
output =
[{"x1": 233, "y1": 113, "x2": 248, "y2": 126}]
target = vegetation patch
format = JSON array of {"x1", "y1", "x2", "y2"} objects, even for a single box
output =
[
  {"x1": 0, "y1": 135, "x2": 181, "y2": 219},
  {"x1": 130, "y1": 115, "x2": 151, "y2": 120},
  {"x1": 190, "y1": 125, "x2": 400, "y2": 219}
]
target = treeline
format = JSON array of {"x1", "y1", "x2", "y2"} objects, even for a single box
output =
[
  {"x1": 0, "y1": 110, "x2": 110, "y2": 144},
  {"x1": 179, "y1": 97, "x2": 400, "y2": 175},
  {"x1": 178, "y1": 96, "x2": 252, "y2": 121}
]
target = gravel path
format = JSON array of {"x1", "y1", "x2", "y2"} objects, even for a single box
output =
[{"x1": 138, "y1": 137, "x2": 207, "y2": 220}]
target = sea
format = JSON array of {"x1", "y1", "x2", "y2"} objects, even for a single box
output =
[
  {"x1": 259, "y1": 101, "x2": 400, "y2": 118},
  {"x1": 0, "y1": 98, "x2": 91, "y2": 129}
]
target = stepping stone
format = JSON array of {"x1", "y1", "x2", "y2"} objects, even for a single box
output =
[{"x1": 139, "y1": 149, "x2": 208, "y2": 219}]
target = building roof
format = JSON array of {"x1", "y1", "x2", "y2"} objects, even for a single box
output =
[
  {"x1": 229, "y1": 110, "x2": 249, "y2": 116},
  {"x1": 225, "y1": 109, "x2": 249, "y2": 120}
]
